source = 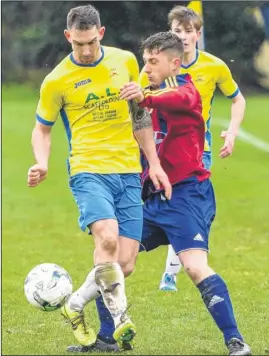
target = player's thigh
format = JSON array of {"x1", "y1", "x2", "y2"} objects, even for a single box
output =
[
  {"x1": 140, "y1": 195, "x2": 169, "y2": 253},
  {"x1": 162, "y1": 179, "x2": 216, "y2": 254},
  {"x1": 115, "y1": 174, "x2": 143, "y2": 242},
  {"x1": 69, "y1": 173, "x2": 116, "y2": 232}
]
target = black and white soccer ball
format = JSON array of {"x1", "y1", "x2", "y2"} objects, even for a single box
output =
[{"x1": 24, "y1": 263, "x2": 73, "y2": 311}]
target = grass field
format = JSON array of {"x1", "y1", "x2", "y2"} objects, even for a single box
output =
[{"x1": 2, "y1": 85, "x2": 269, "y2": 355}]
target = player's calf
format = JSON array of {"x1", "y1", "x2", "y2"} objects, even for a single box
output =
[
  {"x1": 118, "y1": 237, "x2": 139, "y2": 277},
  {"x1": 119, "y1": 260, "x2": 135, "y2": 277},
  {"x1": 180, "y1": 249, "x2": 251, "y2": 354},
  {"x1": 91, "y1": 238, "x2": 139, "y2": 351},
  {"x1": 95, "y1": 262, "x2": 136, "y2": 349},
  {"x1": 197, "y1": 274, "x2": 251, "y2": 355}
]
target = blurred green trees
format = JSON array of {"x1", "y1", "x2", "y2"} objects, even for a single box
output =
[{"x1": 2, "y1": 1, "x2": 265, "y2": 88}]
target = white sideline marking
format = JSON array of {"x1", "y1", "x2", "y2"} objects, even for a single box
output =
[{"x1": 214, "y1": 118, "x2": 269, "y2": 153}]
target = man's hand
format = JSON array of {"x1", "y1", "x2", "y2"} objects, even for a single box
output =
[
  {"x1": 28, "y1": 164, "x2": 48, "y2": 187},
  {"x1": 149, "y1": 164, "x2": 172, "y2": 200},
  {"x1": 120, "y1": 82, "x2": 144, "y2": 103},
  {"x1": 219, "y1": 131, "x2": 237, "y2": 159}
]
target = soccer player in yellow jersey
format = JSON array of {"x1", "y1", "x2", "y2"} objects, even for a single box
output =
[
  {"x1": 140, "y1": 5, "x2": 246, "y2": 293},
  {"x1": 27, "y1": 4, "x2": 171, "y2": 352}
]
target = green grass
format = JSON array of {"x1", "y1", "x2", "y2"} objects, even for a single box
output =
[{"x1": 2, "y1": 85, "x2": 269, "y2": 355}]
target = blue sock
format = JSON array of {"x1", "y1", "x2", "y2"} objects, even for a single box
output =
[
  {"x1": 197, "y1": 274, "x2": 243, "y2": 344},
  {"x1": 95, "y1": 295, "x2": 115, "y2": 344}
]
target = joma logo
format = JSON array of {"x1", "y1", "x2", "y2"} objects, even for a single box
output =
[{"x1": 75, "y1": 79, "x2": 91, "y2": 89}]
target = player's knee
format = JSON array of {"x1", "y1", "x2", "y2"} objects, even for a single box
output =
[
  {"x1": 183, "y1": 262, "x2": 213, "y2": 284},
  {"x1": 184, "y1": 264, "x2": 203, "y2": 283},
  {"x1": 181, "y1": 257, "x2": 208, "y2": 283},
  {"x1": 100, "y1": 234, "x2": 118, "y2": 254},
  {"x1": 92, "y1": 221, "x2": 119, "y2": 254},
  {"x1": 179, "y1": 250, "x2": 209, "y2": 283},
  {"x1": 94, "y1": 229, "x2": 118, "y2": 254}
]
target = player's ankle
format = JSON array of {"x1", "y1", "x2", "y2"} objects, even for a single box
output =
[{"x1": 67, "y1": 296, "x2": 84, "y2": 313}]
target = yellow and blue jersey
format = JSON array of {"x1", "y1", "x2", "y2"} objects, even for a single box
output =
[
  {"x1": 36, "y1": 46, "x2": 141, "y2": 176},
  {"x1": 139, "y1": 50, "x2": 239, "y2": 155}
]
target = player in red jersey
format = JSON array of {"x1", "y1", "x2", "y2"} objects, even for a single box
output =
[{"x1": 120, "y1": 32, "x2": 251, "y2": 356}]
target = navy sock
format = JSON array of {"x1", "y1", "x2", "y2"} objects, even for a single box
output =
[
  {"x1": 197, "y1": 274, "x2": 243, "y2": 344},
  {"x1": 95, "y1": 295, "x2": 115, "y2": 344}
]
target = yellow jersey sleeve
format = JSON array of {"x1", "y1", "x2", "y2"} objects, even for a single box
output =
[
  {"x1": 139, "y1": 66, "x2": 150, "y2": 88},
  {"x1": 217, "y1": 61, "x2": 239, "y2": 98},
  {"x1": 36, "y1": 76, "x2": 63, "y2": 126},
  {"x1": 126, "y1": 52, "x2": 140, "y2": 82}
]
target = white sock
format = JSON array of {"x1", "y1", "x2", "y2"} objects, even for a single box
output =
[
  {"x1": 67, "y1": 268, "x2": 101, "y2": 312},
  {"x1": 95, "y1": 262, "x2": 127, "y2": 327},
  {"x1": 164, "y1": 245, "x2": 182, "y2": 275}
]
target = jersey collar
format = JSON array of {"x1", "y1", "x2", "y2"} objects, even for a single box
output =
[
  {"x1": 181, "y1": 49, "x2": 199, "y2": 69},
  {"x1": 160, "y1": 74, "x2": 191, "y2": 89},
  {"x1": 70, "y1": 46, "x2": 105, "y2": 67}
]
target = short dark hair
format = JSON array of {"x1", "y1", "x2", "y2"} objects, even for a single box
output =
[
  {"x1": 67, "y1": 5, "x2": 101, "y2": 30},
  {"x1": 168, "y1": 5, "x2": 203, "y2": 30},
  {"x1": 141, "y1": 31, "x2": 184, "y2": 58}
]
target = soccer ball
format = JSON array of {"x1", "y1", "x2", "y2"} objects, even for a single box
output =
[{"x1": 24, "y1": 263, "x2": 73, "y2": 311}]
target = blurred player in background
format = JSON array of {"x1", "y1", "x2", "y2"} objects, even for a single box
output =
[
  {"x1": 122, "y1": 31, "x2": 251, "y2": 356},
  {"x1": 140, "y1": 4, "x2": 246, "y2": 292},
  {"x1": 27, "y1": 4, "x2": 171, "y2": 352}
]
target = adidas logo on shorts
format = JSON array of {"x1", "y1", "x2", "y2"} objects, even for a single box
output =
[{"x1": 193, "y1": 233, "x2": 204, "y2": 242}]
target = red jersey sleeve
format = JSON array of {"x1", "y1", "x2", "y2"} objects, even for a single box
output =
[{"x1": 139, "y1": 81, "x2": 200, "y2": 113}]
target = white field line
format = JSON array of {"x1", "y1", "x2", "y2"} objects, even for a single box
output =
[{"x1": 214, "y1": 118, "x2": 269, "y2": 153}]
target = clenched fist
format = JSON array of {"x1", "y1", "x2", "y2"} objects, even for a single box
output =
[{"x1": 27, "y1": 164, "x2": 48, "y2": 187}]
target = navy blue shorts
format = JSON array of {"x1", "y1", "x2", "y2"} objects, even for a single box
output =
[
  {"x1": 140, "y1": 178, "x2": 216, "y2": 253},
  {"x1": 70, "y1": 173, "x2": 143, "y2": 241}
]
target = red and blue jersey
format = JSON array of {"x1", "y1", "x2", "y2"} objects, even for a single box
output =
[{"x1": 139, "y1": 74, "x2": 210, "y2": 196}]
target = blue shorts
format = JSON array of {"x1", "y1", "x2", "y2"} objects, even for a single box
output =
[
  {"x1": 140, "y1": 178, "x2": 216, "y2": 254},
  {"x1": 69, "y1": 173, "x2": 143, "y2": 241}
]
